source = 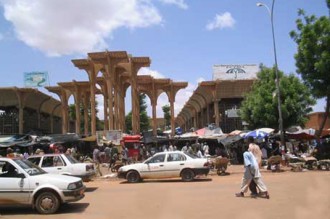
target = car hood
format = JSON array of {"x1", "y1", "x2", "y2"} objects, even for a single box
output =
[{"x1": 29, "y1": 173, "x2": 82, "y2": 187}]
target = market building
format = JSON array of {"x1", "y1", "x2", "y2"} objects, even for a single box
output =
[{"x1": 175, "y1": 64, "x2": 258, "y2": 133}]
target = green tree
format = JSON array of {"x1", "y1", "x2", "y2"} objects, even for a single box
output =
[
  {"x1": 125, "y1": 112, "x2": 132, "y2": 133},
  {"x1": 125, "y1": 93, "x2": 150, "y2": 133},
  {"x1": 68, "y1": 101, "x2": 103, "y2": 133},
  {"x1": 239, "y1": 65, "x2": 315, "y2": 130},
  {"x1": 162, "y1": 104, "x2": 171, "y2": 130},
  {"x1": 290, "y1": 2, "x2": 330, "y2": 137},
  {"x1": 139, "y1": 93, "x2": 150, "y2": 132}
]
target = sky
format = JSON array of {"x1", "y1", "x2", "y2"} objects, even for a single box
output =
[{"x1": 0, "y1": 0, "x2": 328, "y2": 120}]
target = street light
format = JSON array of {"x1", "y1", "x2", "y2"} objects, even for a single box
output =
[{"x1": 257, "y1": 0, "x2": 285, "y2": 146}]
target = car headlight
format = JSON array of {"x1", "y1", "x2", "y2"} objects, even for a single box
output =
[
  {"x1": 67, "y1": 180, "x2": 83, "y2": 190},
  {"x1": 67, "y1": 183, "x2": 77, "y2": 190},
  {"x1": 118, "y1": 167, "x2": 123, "y2": 172}
]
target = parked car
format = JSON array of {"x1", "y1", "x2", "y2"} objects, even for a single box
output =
[
  {"x1": 0, "y1": 157, "x2": 85, "y2": 214},
  {"x1": 27, "y1": 153, "x2": 95, "y2": 182},
  {"x1": 118, "y1": 151, "x2": 210, "y2": 183}
]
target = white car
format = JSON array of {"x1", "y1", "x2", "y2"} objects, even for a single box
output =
[
  {"x1": 118, "y1": 151, "x2": 210, "y2": 183},
  {"x1": 0, "y1": 157, "x2": 85, "y2": 214},
  {"x1": 27, "y1": 153, "x2": 95, "y2": 182}
]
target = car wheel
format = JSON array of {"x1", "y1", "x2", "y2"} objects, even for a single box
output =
[
  {"x1": 181, "y1": 169, "x2": 195, "y2": 182},
  {"x1": 126, "y1": 170, "x2": 140, "y2": 183},
  {"x1": 35, "y1": 191, "x2": 60, "y2": 214}
]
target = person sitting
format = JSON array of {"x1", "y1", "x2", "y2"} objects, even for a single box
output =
[{"x1": 1, "y1": 163, "x2": 18, "y2": 177}]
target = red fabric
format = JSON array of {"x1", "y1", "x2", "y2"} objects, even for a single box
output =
[
  {"x1": 123, "y1": 135, "x2": 141, "y2": 141},
  {"x1": 195, "y1": 128, "x2": 206, "y2": 136},
  {"x1": 287, "y1": 133, "x2": 315, "y2": 140}
]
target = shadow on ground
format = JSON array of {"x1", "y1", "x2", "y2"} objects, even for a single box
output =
[
  {"x1": 120, "y1": 178, "x2": 212, "y2": 184},
  {"x1": 85, "y1": 187, "x2": 98, "y2": 192},
  {"x1": 0, "y1": 203, "x2": 90, "y2": 215}
]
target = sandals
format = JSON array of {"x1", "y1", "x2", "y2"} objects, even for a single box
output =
[
  {"x1": 259, "y1": 191, "x2": 270, "y2": 199},
  {"x1": 235, "y1": 192, "x2": 244, "y2": 197}
]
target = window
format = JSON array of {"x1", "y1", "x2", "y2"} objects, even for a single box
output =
[
  {"x1": 52, "y1": 156, "x2": 64, "y2": 167},
  {"x1": 0, "y1": 162, "x2": 18, "y2": 178},
  {"x1": 172, "y1": 153, "x2": 186, "y2": 161},
  {"x1": 42, "y1": 157, "x2": 54, "y2": 167},
  {"x1": 148, "y1": 154, "x2": 165, "y2": 163},
  {"x1": 167, "y1": 154, "x2": 174, "y2": 162},
  {"x1": 28, "y1": 157, "x2": 41, "y2": 166},
  {"x1": 41, "y1": 156, "x2": 64, "y2": 167}
]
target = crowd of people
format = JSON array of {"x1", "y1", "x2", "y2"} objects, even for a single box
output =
[
  {"x1": 1, "y1": 143, "x2": 79, "y2": 160},
  {"x1": 2, "y1": 133, "x2": 329, "y2": 202}
]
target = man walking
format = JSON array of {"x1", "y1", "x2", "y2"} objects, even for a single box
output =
[
  {"x1": 93, "y1": 145, "x2": 103, "y2": 177},
  {"x1": 235, "y1": 139, "x2": 270, "y2": 199}
]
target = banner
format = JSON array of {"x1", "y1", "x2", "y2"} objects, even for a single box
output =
[{"x1": 24, "y1": 72, "x2": 49, "y2": 87}]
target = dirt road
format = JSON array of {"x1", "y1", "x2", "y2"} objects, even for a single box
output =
[{"x1": 0, "y1": 165, "x2": 329, "y2": 219}]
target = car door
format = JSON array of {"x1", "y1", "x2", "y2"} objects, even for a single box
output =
[
  {"x1": 164, "y1": 153, "x2": 187, "y2": 178},
  {"x1": 0, "y1": 161, "x2": 30, "y2": 203},
  {"x1": 41, "y1": 155, "x2": 66, "y2": 174},
  {"x1": 141, "y1": 154, "x2": 166, "y2": 179}
]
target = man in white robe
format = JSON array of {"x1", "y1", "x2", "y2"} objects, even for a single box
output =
[{"x1": 236, "y1": 146, "x2": 270, "y2": 199}]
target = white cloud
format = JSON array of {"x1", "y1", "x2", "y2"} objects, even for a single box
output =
[
  {"x1": 137, "y1": 68, "x2": 198, "y2": 117},
  {"x1": 1, "y1": 0, "x2": 162, "y2": 56},
  {"x1": 196, "y1": 77, "x2": 205, "y2": 83},
  {"x1": 206, "y1": 12, "x2": 235, "y2": 31},
  {"x1": 96, "y1": 94, "x2": 105, "y2": 120},
  {"x1": 159, "y1": 0, "x2": 188, "y2": 10},
  {"x1": 155, "y1": 79, "x2": 199, "y2": 117},
  {"x1": 138, "y1": 67, "x2": 165, "y2": 78}
]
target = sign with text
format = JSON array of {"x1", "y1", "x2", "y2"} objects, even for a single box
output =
[{"x1": 213, "y1": 64, "x2": 258, "y2": 80}]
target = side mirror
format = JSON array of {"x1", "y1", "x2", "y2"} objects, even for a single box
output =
[{"x1": 17, "y1": 173, "x2": 25, "y2": 178}]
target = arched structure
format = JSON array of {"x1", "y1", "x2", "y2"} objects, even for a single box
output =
[
  {"x1": 1, "y1": 50, "x2": 188, "y2": 136},
  {"x1": 0, "y1": 87, "x2": 61, "y2": 134},
  {"x1": 175, "y1": 79, "x2": 255, "y2": 133}
]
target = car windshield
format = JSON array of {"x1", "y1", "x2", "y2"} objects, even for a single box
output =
[
  {"x1": 13, "y1": 159, "x2": 47, "y2": 176},
  {"x1": 65, "y1": 154, "x2": 79, "y2": 164}
]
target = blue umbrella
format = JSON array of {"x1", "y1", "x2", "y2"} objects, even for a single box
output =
[{"x1": 244, "y1": 130, "x2": 269, "y2": 139}]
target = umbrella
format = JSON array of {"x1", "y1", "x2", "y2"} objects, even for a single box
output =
[
  {"x1": 229, "y1": 130, "x2": 243, "y2": 136},
  {"x1": 257, "y1": 128, "x2": 274, "y2": 134},
  {"x1": 243, "y1": 130, "x2": 269, "y2": 139}
]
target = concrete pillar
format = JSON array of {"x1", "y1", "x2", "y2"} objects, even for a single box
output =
[
  {"x1": 83, "y1": 94, "x2": 89, "y2": 136},
  {"x1": 213, "y1": 98, "x2": 220, "y2": 127},
  {"x1": 151, "y1": 96, "x2": 157, "y2": 136},
  {"x1": 207, "y1": 104, "x2": 210, "y2": 125}
]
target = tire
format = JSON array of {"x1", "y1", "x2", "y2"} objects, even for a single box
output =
[
  {"x1": 181, "y1": 169, "x2": 195, "y2": 182},
  {"x1": 35, "y1": 191, "x2": 60, "y2": 214},
  {"x1": 126, "y1": 170, "x2": 140, "y2": 183}
]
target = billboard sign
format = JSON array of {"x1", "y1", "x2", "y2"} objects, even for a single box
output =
[
  {"x1": 24, "y1": 72, "x2": 49, "y2": 87},
  {"x1": 96, "y1": 130, "x2": 123, "y2": 146},
  {"x1": 213, "y1": 64, "x2": 259, "y2": 80}
]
